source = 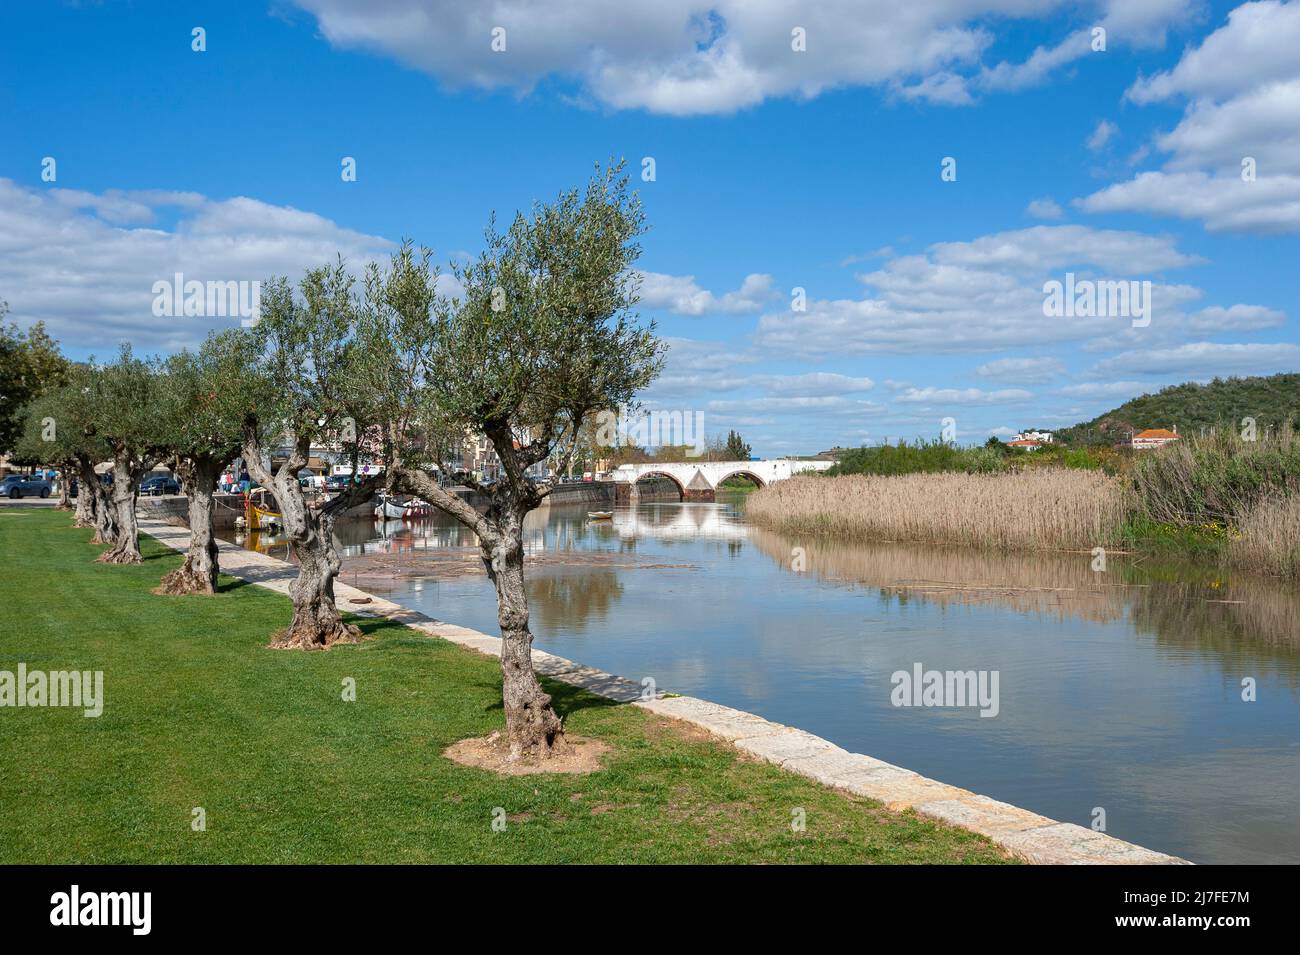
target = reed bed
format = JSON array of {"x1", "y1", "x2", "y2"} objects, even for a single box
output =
[
  {"x1": 747, "y1": 470, "x2": 1129, "y2": 551},
  {"x1": 1229, "y1": 494, "x2": 1300, "y2": 578}
]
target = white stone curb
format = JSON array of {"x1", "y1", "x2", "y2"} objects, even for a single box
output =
[{"x1": 139, "y1": 519, "x2": 1190, "y2": 865}]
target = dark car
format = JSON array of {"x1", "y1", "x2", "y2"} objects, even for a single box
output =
[
  {"x1": 140, "y1": 475, "x2": 181, "y2": 496},
  {"x1": 2, "y1": 474, "x2": 53, "y2": 499},
  {"x1": 324, "y1": 474, "x2": 354, "y2": 492}
]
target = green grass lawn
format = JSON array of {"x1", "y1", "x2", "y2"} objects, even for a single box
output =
[{"x1": 0, "y1": 508, "x2": 1012, "y2": 864}]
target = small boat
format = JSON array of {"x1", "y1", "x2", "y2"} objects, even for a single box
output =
[
  {"x1": 587, "y1": 511, "x2": 613, "y2": 521},
  {"x1": 245, "y1": 489, "x2": 283, "y2": 532},
  {"x1": 375, "y1": 497, "x2": 407, "y2": 519}
]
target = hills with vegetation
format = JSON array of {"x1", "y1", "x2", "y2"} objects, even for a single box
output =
[{"x1": 1057, "y1": 374, "x2": 1300, "y2": 447}]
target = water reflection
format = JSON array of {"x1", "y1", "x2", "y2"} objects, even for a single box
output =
[
  {"x1": 746, "y1": 526, "x2": 1300, "y2": 684},
  {"x1": 219, "y1": 496, "x2": 1300, "y2": 863}
]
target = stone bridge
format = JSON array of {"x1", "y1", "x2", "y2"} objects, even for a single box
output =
[{"x1": 611, "y1": 459, "x2": 833, "y2": 503}]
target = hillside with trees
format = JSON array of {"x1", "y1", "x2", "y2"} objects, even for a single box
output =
[{"x1": 1058, "y1": 374, "x2": 1300, "y2": 446}]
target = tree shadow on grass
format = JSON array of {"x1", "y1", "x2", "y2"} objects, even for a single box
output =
[{"x1": 475, "y1": 677, "x2": 621, "y2": 722}]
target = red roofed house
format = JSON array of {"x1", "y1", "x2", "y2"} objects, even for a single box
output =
[
  {"x1": 1131, "y1": 426, "x2": 1180, "y2": 450},
  {"x1": 1006, "y1": 438, "x2": 1043, "y2": 450}
]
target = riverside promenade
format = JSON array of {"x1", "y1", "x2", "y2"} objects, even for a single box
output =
[{"x1": 139, "y1": 517, "x2": 1188, "y2": 865}]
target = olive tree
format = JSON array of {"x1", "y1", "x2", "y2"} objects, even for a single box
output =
[
  {"x1": 364, "y1": 165, "x2": 663, "y2": 758},
  {"x1": 14, "y1": 384, "x2": 104, "y2": 521},
  {"x1": 86, "y1": 347, "x2": 164, "y2": 563},
  {"x1": 46, "y1": 367, "x2": 116, "y2": 538},
  {"x1": 238, "y1": 264, "x2": 385, "y2": 649},
  {"x1": 152, "y1": 334, "x2": 247, "y2": 595}
]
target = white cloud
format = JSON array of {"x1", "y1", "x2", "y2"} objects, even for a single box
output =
[
  {"x1": 975, "y1": 356, "x2": 1065, "y2": 383},
  {"x1": 895, "y1": 387, "x2": 1033, "y2": 404},
  {"x1": 636, "y1": 270, "x2": 777, "y2": 315},
  {"x1": 287, "y1": 0, "x2": 1192, "y2": 115},
  {"x1": 1086, "y1": 119, "x2": 1118, "y2": 151},
  {"x1": 0, "y1": 179, "x2": 393, "y2": 353},
  {"x1": 755, "y1": 225, "x2": 1223, "y2": 356},
  {"x1": 1080, "y1": 1, "x2": 1300, "y2": 232},
  {"x1": 1026, "y1": 197, "x2": 1064, "y2": 219},
  {"x1": 1078, "y1": 170, "x2": 1300, "y2": 233},
  {"x1": 764, "y1": 372, "x2": 875, "y2": 396},
  {"x1": 1058, "y1": 381, "x2": 1151, "y2": 398},
  {"x1": 1191, "y1": 304, "x2": 1285, "y2": 332},
  {"x1": 1090, "y1": 341, "x2": 1300, "y2": 376}
]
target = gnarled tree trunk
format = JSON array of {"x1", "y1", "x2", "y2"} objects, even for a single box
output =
[
  {"x1": 98, "y1": 457, "x2": 144, "y2": 564},
  {"x1": 394, "y1": 461, "x2": 565, "y2": 759},
  {"x1": 81, "y1": 461, "x2": 118, "y2": 544},
  {"x1": 73, "y1": 459, "x2": 96, "y2": 528},
  {"x1": 55, "y1": 466, "x2": 73, "y2": 510},
  {"x1": 276, "y1": 517, "x2": 360, "y2": 649},
  {"x1": 482, "y1": 526, "x2": 565, "y2": 759},
  {"x1": 156, "y1": 456, "x2": 222, "y2": 595},
  {"x1": 243, "y1": 435, "x2": 370, "y2": 649}
]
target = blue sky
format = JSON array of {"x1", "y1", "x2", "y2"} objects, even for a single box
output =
[{"x1": 2, "y1": 0, "x2": 1297, "y2": 455}]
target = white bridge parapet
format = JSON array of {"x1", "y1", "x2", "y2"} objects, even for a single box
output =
[{"x1": 611, "y1": 458, "x2": 832, "y2": 502}]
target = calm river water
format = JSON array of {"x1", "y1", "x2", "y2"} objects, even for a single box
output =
[{"x1": 224, "y1": 494, "x2": 1300, "y2": 864}]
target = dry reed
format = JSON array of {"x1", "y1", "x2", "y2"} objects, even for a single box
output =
[
  {"x1": 747, "y1": 470, "x2": 1129, "y2": 551},
  {"x1": 1229, "y1": 494, "x2": 1300, "y2": 577}
]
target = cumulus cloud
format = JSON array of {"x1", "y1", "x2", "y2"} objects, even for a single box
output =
[
  {"x1": 895, "y1": 387, "x2": 1033, "y2": 404},
  {"x1": 637, "y1": 270, "x2": 777, "y2": 315},
  {"x1": 1086, "y1": 119, "x2": 1119, "y2": 151},
  {"x1": 753, "y1": 225, "x2": 1237, "y2": 356},
  {"x1": 1090, "y1": 341, "x2": 1300, "y2": 377},
  {"x1": 1026, "y1": 197, "x2": 1064, "y2": 219},
  {"x1": 1058, "y1": 381, "x2": 1151, "y2": 398},
  {"x1": 1079, "y1": 1, "x2": 1300, "y2": 232},
  {"x1": 0, "y1": 179, "x2": 393, "y2": 353},
  {"x1": 975, "y1": 356, "x2": 1066, "y2": 383},
  {"x1": 286, "y1": 0, "x2": 1191, "y2": 115}
]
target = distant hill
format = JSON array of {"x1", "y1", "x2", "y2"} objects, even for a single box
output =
[{"x1": 1058, "y1": 374, "x2": 1300, "y2": 446}]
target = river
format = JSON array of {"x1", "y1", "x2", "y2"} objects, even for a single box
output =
[{"x1": 220, "y1": 493, "x2": 1300, "y2": 864}]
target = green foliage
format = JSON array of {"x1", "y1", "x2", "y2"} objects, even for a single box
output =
[
  {"x1": 86, "y1": 345, "x2": 163, "y2": 462},
  {"x1": 1058, "y1": 374, "x2": 1300, "y2": 447},
  {"x1": 242, "y1": 264, "x2": 364, "y2": 452},
  {"x1": 826, "y1": 439, "x2": 1010, "y2": 477},
  {"x1": 426, "y1": 162, "x2": 663, "y2": 466},
  {"x1": 12, "y1": 374, "x2": 106, "y2": 468},
  {"x1": 154, "y1": 333, "x2": 250, "y2": 464},
  {"x1": 1131, "y1": 427, "x2": 1300, "y2": 527},
  {"x1": 724, "y1": 429, "x2": 751, "y2": 461},
  {"x1": 0, "y1": 307, "x2": 70, "y2": 453}
]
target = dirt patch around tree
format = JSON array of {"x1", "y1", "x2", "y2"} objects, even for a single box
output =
[{"x1": 444, "y1": 731, "x2": 610, "y2": 775}]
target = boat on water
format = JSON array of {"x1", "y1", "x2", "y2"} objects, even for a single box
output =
[
  {"x1": 374, "y1": 494, "x2": 434, "y2": 520},
  {"x1": 374, "y1": 497, "x2": 407, "y2": 519},
  {"x1": 243, "y1": 488, "x2": 283, "y2": 533},
  {"x1": 587, "y1": 511, "x2": 613, "y2": 520}
]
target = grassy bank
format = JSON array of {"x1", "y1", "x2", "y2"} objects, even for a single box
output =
[
  {"x1": 0, "y1": 508, "x2": 1009, "y2": 864},
  {"x1": 748, "y1": 470, "x2": 1128, "y2": 551}
]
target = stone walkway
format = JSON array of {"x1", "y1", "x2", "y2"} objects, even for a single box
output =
[{"x1": 140, "y1": 518, "x2": 1189, "y2": 865}]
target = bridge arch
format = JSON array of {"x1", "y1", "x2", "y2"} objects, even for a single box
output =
[
  {"x1": 716, "y1": 469, "x2": 767, "y2": 489},
  {"x1": 620, "y1": 469, "x2": 687, "y2": 503}
]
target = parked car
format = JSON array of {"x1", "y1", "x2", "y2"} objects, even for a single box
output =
[
  {"x1": 140, "y1": 475, "x2": 181, "y2": 496},
  {"x1": 298, "y1": 471, "x2": 327, "y2": 492},
  {"x1": 324, "y1": 474, "x2": 354, "y2": 492},
  {"x1": 2, "y1": 474, "x2": 53, "y2": 499}
]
